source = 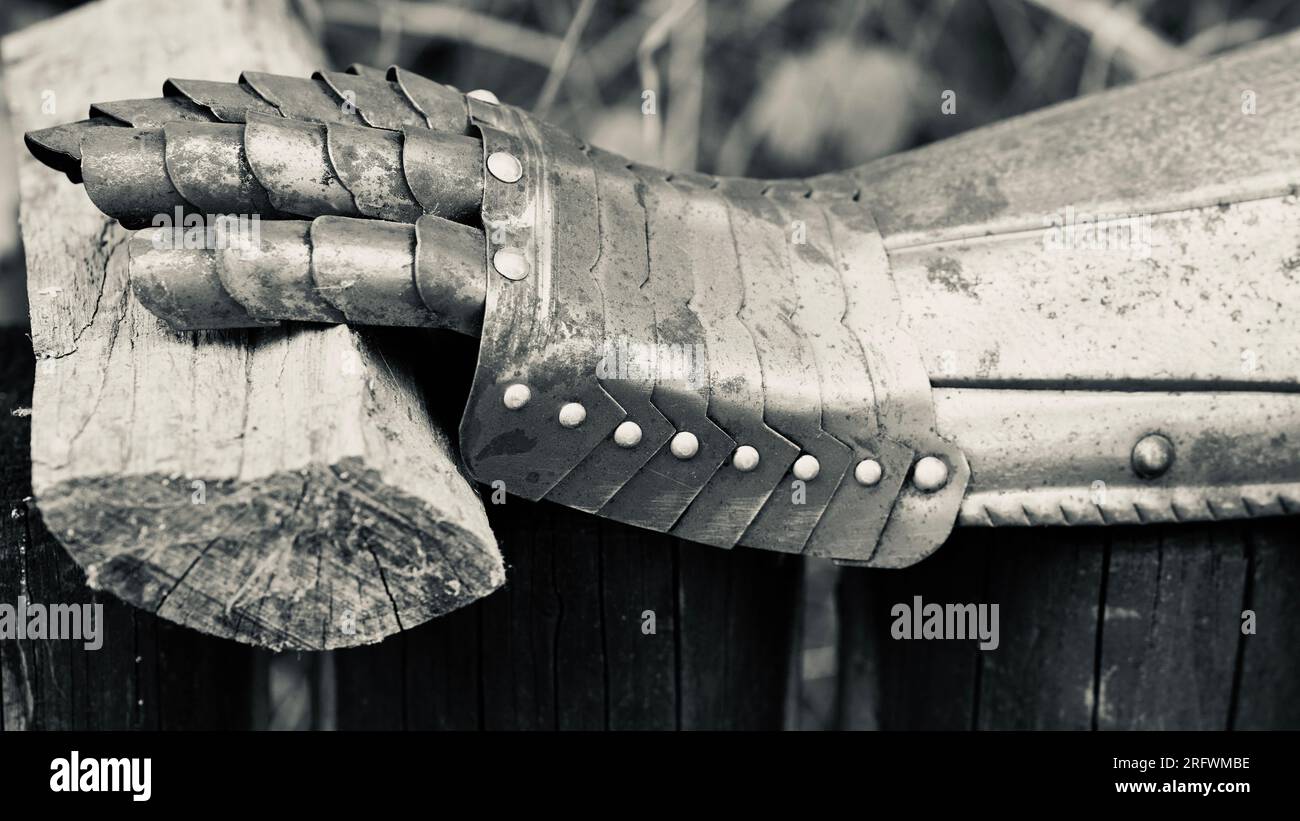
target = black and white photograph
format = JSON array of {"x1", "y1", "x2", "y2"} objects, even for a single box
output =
[{"x1": 0, "y1": 0, "x2": 1296, "y2": 805}]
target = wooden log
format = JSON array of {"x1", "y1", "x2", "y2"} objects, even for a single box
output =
[
  {"x1": 2, "y1": 329, "x2": 263, "y2": 730},
  {"x1": 2, "y1": 0, "x2": 499, "y2": 652}
]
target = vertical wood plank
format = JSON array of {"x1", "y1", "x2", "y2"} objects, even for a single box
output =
[
  {"x1": 1097, "y1": 522, "x2": 1248, "y2": 730},
  {"x1": 551, "y1": 510, "x2": 607, "y2": 730},
  {"x1": 1230, "y1": 518, "x2": 1300, "y2": 729},
  {"x1": 401, "y1": 607, "x2": 482, "y2": 730},
  {"x1": 677, "y1": 544, "x2": 801, "y2": 729},
  {"x1": 975, "y1": 529, "x2": 1105, "y2": 730},
  {"x1": 478, "y1": 503, "x2": 562, "y2": 730},
  {"x1": 335, "y1": 638, "x2": 405, "y2": 730},
  {"x1": 600, "y1": 519, "x2": 676, "y2": 730},
  {"x1": 837, "y1": 533, "x2": 990, "y2": 730}
]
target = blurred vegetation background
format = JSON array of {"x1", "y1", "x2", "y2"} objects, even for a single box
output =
[{"x1": 4, "y1": 0, "x2": 1300, "y2": 325}]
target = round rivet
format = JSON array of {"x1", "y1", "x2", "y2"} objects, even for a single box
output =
[
  {"x1": 670, "y1": 431, "x2": 699, "y2": 460},
  {"x1": 466, "y1": 88, "x2": 500, "y2": 105},
  {"x1": 614, "y1": 420, "x2": 642, "y2": 448},
  {"x1": 558, "y1": 402, "x2": 586, "y2": 429},
  {"x1": 733, "y1": 445, "x2": 760, "y2": 472},
  {"x1": 1131, "y1": 433, "x2": 1174, "y2": 479},
  {"x1": 502, "y1": 383, "x2": 531, "y2": 410},
  {"x1": 792, "y1": 454, "x2": 820, "y2": 481},
  {"x1": 487, "y1": 151, "x2": 523, "y2": 184},
  {"x1": 493, "y1": 247, "x2": 529, "y2": 280},
  {"x1": 912, "y1": 456, "x2": 949, "y2": 492},
  {"x1": 854, "y1": 458, "x2": 883, "y2": 487}
]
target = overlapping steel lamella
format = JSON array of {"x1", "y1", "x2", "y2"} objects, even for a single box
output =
[
  {"x1": 457, "y1": 99, "x2": 967, "y2": 567},
  {"x1": 21, "y1": 51, "x2": 1300, "y2": 568}
]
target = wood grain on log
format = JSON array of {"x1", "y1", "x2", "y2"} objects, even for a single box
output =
[{"x1": 2, "y1": 0, "x2": 500, "y2": 652}]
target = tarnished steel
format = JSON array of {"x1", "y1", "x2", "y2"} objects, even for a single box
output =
[
  {"x1": 81, "y1": 127, "x2": 189, "y2": 227},
  {"x1": 315, "y1": 70, "x2": 428, "y2": 131},
  {"x1": 129, "y1": 228, "x2": 277, "y2": 330},
  {"x1": 240, "y1": 70, "x2": 366, "y2": 125},
  {"x1": 598, "y1": 167, "x2": 734, "y2": 531},
  {"x1": 122, "y1": 212, "x2": 484, "y2": 333},
  {"x1": 90, "y1": 96, "x2": 210, "y2": 127},
  {"x1": 214, "y1": 220, "x2": 344, "y2": 324},
  {"x1": 449, "y1": 100, "x2": 954, "y2": 558},
  {"x1": 545, "y1": 148, "x2": 675, "y2": 513},
  {"x1": 163, "y1": 78, "x2": 279, "y2": 122},
  {"x1": 413, "y1": 214, "x2": 487, "y2": 336},
  {"x1": 819, "y1": 193, "x2": 968, "y2": 568},
  {"x1": 770, "y1": 179, "x2": 909, "y2": 561},
  {"x1": 344, "y1": 63, "x2": 389, "y2": 81},
  {"x1": 390, "y1": 66, "x2": 471, "y2": 134},
  {"x1": 27, "y1": 103, "x2": 483, "y2": 228},
  {"x1": 725, "y1": 178, "x2": 853, "y2": 554},
  {"x1": 886, "y1": 193, "x2": 1300, "y2": 387},
  {"x1": 163, "y1": 121, "x2": 279, "y2": 216},
  {"x1": 457, "y1": 98, "x2": 627, "y2": 501},
  {"x1": 666, "y1": 172, "x2": 799, "y2": 549},
  {"x1": 24, "y1": 117, "x2": 115, "y2": 181},
  {"x1": 401, "y1": 127, "x2": 483, "y2": 221},
  {"x1": 936, "y1": 389, "x2": 1300, "y2": 526},
  {"x1": 810, "y1": 179, "x2": 914, "y2": 561},
  {"x1": 325, "y1": 121, "x2": 423, "y2": 222},
  {"x1": 243, "y1": 112, "x2": 359, "y2": 217},
  {"x1": 310, "y1": 216, "x2": 437, "y2": 327}
]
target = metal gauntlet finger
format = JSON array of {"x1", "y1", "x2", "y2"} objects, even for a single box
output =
[
  {"x1": 129, "y1": 215, "x2": 486, "y2": 334},
  {"x1": 26, "y1": 65, "x2": 481, "y2": 226}
]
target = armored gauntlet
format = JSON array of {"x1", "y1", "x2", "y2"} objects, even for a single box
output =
[{"x1": 26, "y1": 50, "x2": 1300, "y2": 569}]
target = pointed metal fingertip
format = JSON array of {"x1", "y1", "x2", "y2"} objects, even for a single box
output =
[{"x1": 23, "y1": 120, "x2": 109, "y2": 183}]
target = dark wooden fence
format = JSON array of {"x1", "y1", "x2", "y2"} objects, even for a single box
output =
[{"x1": 2, "y1": 329, "x2": 1297, "y2": 730}]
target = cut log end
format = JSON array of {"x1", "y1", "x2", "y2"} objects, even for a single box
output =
[
  {"x1": 38, "y1": 460, "x2": 504, "y2": 651},
  {"x1": 7, "y1": 0, "x2": 503, "y2": 652}
]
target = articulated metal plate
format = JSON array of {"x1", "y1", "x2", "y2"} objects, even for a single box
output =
[
  {"x1": 769, "y1": 179, "x2": 911, "y2": 562},
  {"x1": 598, "y1": 167, "x2": 734, "y2": 531},
  {"x1": 457, "y1": 99, "x2": 625, "y2": 500},
  {"x1": 662, "y1": 172, "x2": 799, "y2": 547},
  {"x1": 458, "y1": 101, "x2": 967, "y2": 560},
  {"x1": 545, "y1": 149, "x2": 675, "y2": 512}
]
